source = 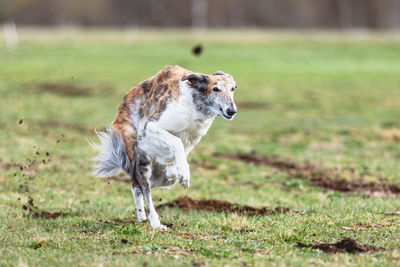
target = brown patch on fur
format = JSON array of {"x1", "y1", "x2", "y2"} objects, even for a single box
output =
[
  {"x1": 214, "y1": 152, "x2": 400, "y2": 196},
  {"x1": 297, "y1": 238, "x2": 385, "y2": 253},
  {"x1": 112, "y1": 65, "x2": 193, "y2": 166},
  {"x1": 113, "y1": 93, "x2": 137, "y2": 164},
  {"x1": 156, "y1": 196, "x2": 295, "y2": 216},
  {"x1": 205, "y1": 75, "x2": 232, "y2": 95}
]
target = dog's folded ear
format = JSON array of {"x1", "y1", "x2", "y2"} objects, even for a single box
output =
[
  {"x1": 213, "y1": 71, "x2": 232, "y2": 78},
  {"x1": 182, "y1": 73, "x2": 209, "y2": 92}
]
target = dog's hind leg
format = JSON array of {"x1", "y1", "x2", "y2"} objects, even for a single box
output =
[
  {"x1": 131, "y1": 185, "x2": 147, "y2": 222},
  {"x1": 135, "y1": 151, "x2": 166, "y2": 230}
]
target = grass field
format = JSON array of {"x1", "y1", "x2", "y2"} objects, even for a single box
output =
[{"x1": 1, "y1": 28, "x2": 400, "y2": 266}]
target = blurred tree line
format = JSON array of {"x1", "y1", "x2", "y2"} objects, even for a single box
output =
[{"x1": 1, "y1": 0, "x2": 400, "y2": 29}]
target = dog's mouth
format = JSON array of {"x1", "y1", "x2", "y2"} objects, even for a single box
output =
[{"x1": 220, "y1": 108, "x2": 233, "y2": 120}]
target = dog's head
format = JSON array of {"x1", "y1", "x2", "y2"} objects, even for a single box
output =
[{"x1": 182, "y1": 71, "x2": 237, "y2": 120}]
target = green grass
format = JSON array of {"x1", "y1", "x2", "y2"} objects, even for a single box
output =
[{"x1": 1, "y1": 28, "x2": 400, "y2": 266}]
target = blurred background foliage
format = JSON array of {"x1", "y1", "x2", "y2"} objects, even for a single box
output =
[{"x1": 1, "y1": 0, "x2": 400, "y2": 29}]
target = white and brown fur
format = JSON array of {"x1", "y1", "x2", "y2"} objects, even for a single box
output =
[{"x1": 91, "y1": 65, "x2": 237, "y2": 229}]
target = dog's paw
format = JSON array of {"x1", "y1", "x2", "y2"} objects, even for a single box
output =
[
  {"x1": 137, "y1": 215, "x2": 147, "y2": 222},
  {"x1": 179, "y1": 176, "x2": 190, "y2": 189},
  {"x1": 177, "y1": 160, "x2": 190, "y2": 189},
  {"x1": 148, "y1": 212, "x2": 167, "y2": 230},
  {"x1": 154, "y1": 224, "x2": 168, "y2": 230}
]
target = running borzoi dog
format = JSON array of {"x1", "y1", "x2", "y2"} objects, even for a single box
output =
[{"x1": 91, "y1": 65, "x2": 237, "y2": 229}]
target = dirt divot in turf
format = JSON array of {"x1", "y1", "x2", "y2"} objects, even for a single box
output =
[
  {"x1": 189, "y1": 159, "x2": 218, "y2": 170},
  {"x1": 297, "y1": 238, "x2": 385, "y2": 253},
  {"x1": 36, "y1": 82, "x2": 92, "y2": 96},
  {"x1": 104, "y1": 174, "x2": 131, "y2": 184},
  {"x1": 38, "y1": 121, "x2": 97, "y2": 135},
  {"x1": 0, "y1": 159, "x2": 22, "y2": 171},
  {"x1": 382, "y1": 211, "x2": 400, "y2": 216},
  {"x1": 32, "y1": 81, "x2": 114, "y2": 97},
  {"x1": 236, "y1": 101, "x2": 272, "y2": 110},
  {"x1": 214, "y1": 152, "x2": 400, "y2": 196},
  {"x1": 22, "y1": 196, "x2": 68, "y2": 219},
  {"x1": 156, "y1": 196, "x2": 294, "y2": 216}
]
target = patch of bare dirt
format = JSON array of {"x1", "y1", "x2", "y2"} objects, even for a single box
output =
[
  {"x1": 29, "y1": 240, "x2": 47, "y2": 250},
  {"x1": 32, "y1": 81, "x2": 114, "y2": 97},
  {"x1": 341, "y1": 222, "x2": 394, "y2": 232},
  {"x1": 236, "y1": 181, "x2": 264, "y2": 188},
  {"x1": 120, "y1": 238, "x2": 129, "y2": 245},
  {"x1": 104, "y1": 174, "x2": 131, "y2": 184},
  {"x1": 214, "y1": 152, "x2": 400, "y2": 196},
  {"x1": 22, "y1": 196, "x2": 68, "y2": 219},
  {"x1": 378, "y1": 128, "x2": 400, "y2": 143},
  {"x1": 0, "y1": 159, "x2": 22, "y2": 171},
  {"x1": 131, "y1": 247, "x2": 194, "y2": 256},
  {"x1": 156, "y1": 196, "x2": 294, "y2": 216},
  {"x1": 177, "y1": 231, "x2": 221, "y2": 241},
  {"x1": 99, "y1": 218, "x2": 137, "y2": 225},
  {"x1": 37, "y1": 82, "x2": 92, "y2": 96},
  {"x1": 38, "y1": 121, "x2": 98, "y2": 135},
  {"x1": 382, "y1": 211, "x2": 400, "y2": 216},
  {"x1": 189, "y1": 159, "x2": 218, "y2": 170},
  {"x1": 236, "y1": 101, "x2": 272, "y2": 110},
  {"x1": 297, "y1": 238, "x2": 385, "y2": 253}
]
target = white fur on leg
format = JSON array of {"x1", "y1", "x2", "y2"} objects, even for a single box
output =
[
  {"x1": 148, "y1": 211, "x2": 166, "y2": 230},
  {"x1": 131, "y1": 187, "x2": 147, "y2": 222},
  {"x1": 142, "y1": 190, "x2": 167, "y2": 230},
  {"x1": 138, "y1": 122, "x2": 191, "y2": 190},
  {"x1": 176, "y1": 158, "x2": 190, "y2": 189}
]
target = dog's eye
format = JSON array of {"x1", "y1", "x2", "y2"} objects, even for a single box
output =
[{"x1": 213, "y1": 87, "x2": 221, "y2": 92}]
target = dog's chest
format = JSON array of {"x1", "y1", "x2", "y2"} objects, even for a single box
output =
[{"x1": 153, "y1": 87, "x2": 215, "y2": 152}]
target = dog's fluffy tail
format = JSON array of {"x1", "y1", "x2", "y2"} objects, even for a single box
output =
[{"x1": 90, "y1": 128, "x2": 129, "y2": 177}]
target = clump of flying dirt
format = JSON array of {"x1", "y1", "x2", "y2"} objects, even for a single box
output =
[
  {"x1": 156, "y1": 196, "x2": 294, "y2": 216},
  {"x1": 192, "y1": 44, "x2": 203, "y2": 56},
  {"x1": 297, "y1": 238, "x2": 385, "y2": 253},
  {"x1": 214, "y1": 152, "x2": 400, "y2": 196},
  {"x1": 22, "y1": 196, "x2": 68, "y2": 219}
]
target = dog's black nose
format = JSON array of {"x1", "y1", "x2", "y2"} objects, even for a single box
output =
[{"x1": 226, "y1": 108, "x2": 237, "y2": 116}]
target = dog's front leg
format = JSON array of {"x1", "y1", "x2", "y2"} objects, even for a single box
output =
[{"x1": 139, "y1": 122, "x2": 190, "y2": 189}]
